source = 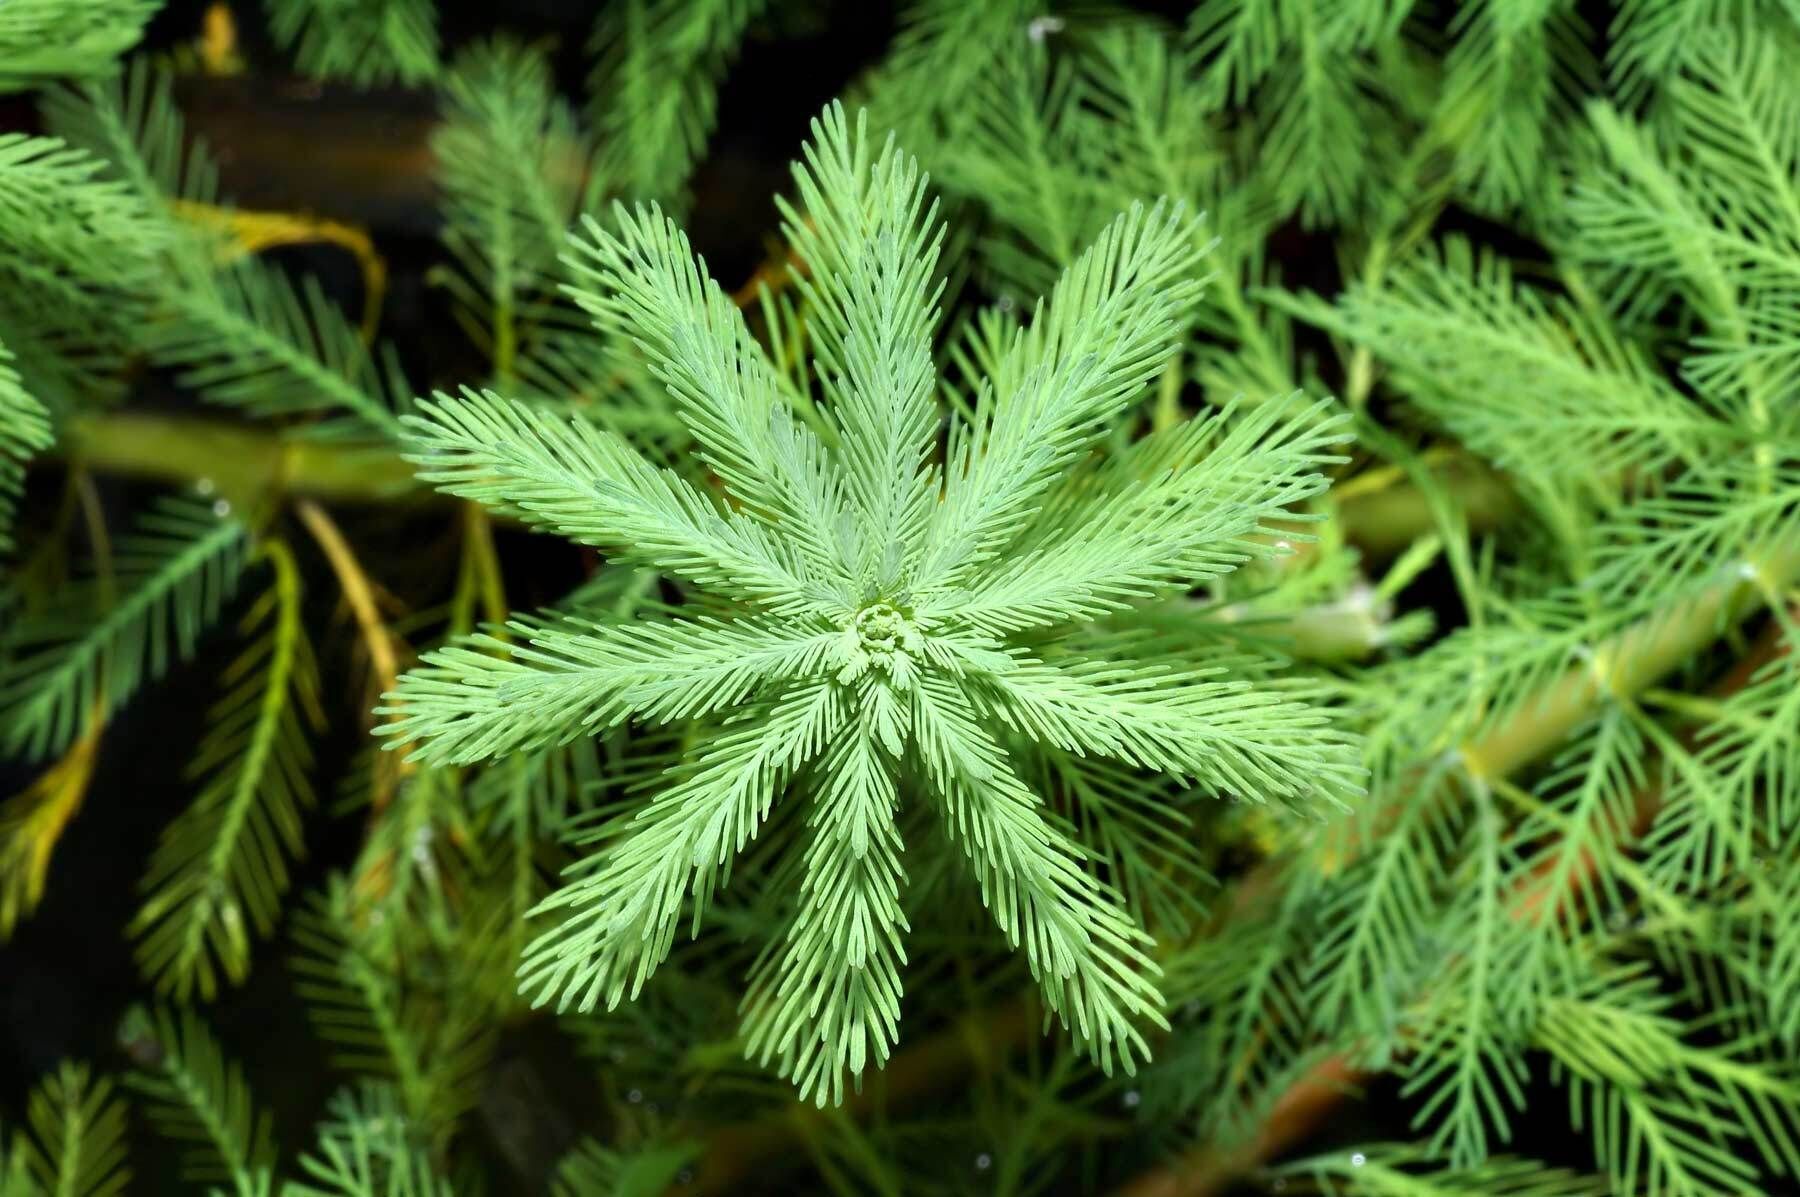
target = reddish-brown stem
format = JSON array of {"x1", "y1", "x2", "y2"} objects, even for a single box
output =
[{"x1": 1114, "y1": 1055, "x2": 1367, "y2": 1197}]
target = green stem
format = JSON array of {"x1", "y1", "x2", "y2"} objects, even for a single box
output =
[
  {"x1": 1333, "y1": 452, "x2": 1515, "y2": 560},
  {"x1": 1208, "y1": 590, "x2": 1395, "y2": 663},
  {"x1": 1461, "y1": 549, "x2": 1795, "y2": 781},
  {"x1": 57, "y1": 411, "x2": 1517, "y2": 562},
  {"x1": 61, "y1": 411, "x2": 419, "y2": 506}
]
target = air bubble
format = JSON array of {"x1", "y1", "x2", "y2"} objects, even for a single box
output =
[
  {"x1": 194, "y1": 477, "x2": 216, "y2": 496},
  {"x1": 627, "y1": 1088, "x2": 643, "y2": 1104},
  {"x1": 975, "y1": 1153, "x2": 992, "y2": 1172},
  {"x1": 1351, "y1": 1152, "x2": 1366, "y2": 1167},
  {"x1": 212, "y1": 499, "x2": 232, "y2": 518},
  {"x1": 1122, "y1": 1089, "x2": 1140, "y2": 1109}
]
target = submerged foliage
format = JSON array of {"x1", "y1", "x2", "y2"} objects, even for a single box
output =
[{"x1": 1, "y1": 2, "x2": 1798, "y2": 1196}]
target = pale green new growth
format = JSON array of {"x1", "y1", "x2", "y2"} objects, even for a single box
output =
[{"x1": 383, "y1": 102, "x2": 1358, "y2": 1104}]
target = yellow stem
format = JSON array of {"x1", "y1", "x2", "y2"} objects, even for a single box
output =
[{"x1": 292, "y1": 499, "x2": 413, "y2": 806}]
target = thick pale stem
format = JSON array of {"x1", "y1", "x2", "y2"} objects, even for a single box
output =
[
  {"x1": 59, "y1": 412, "x2": 1514, "y2": 563},
  {"x1": 62, "y1": 411, "x2": 420, "y2": 506}
]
